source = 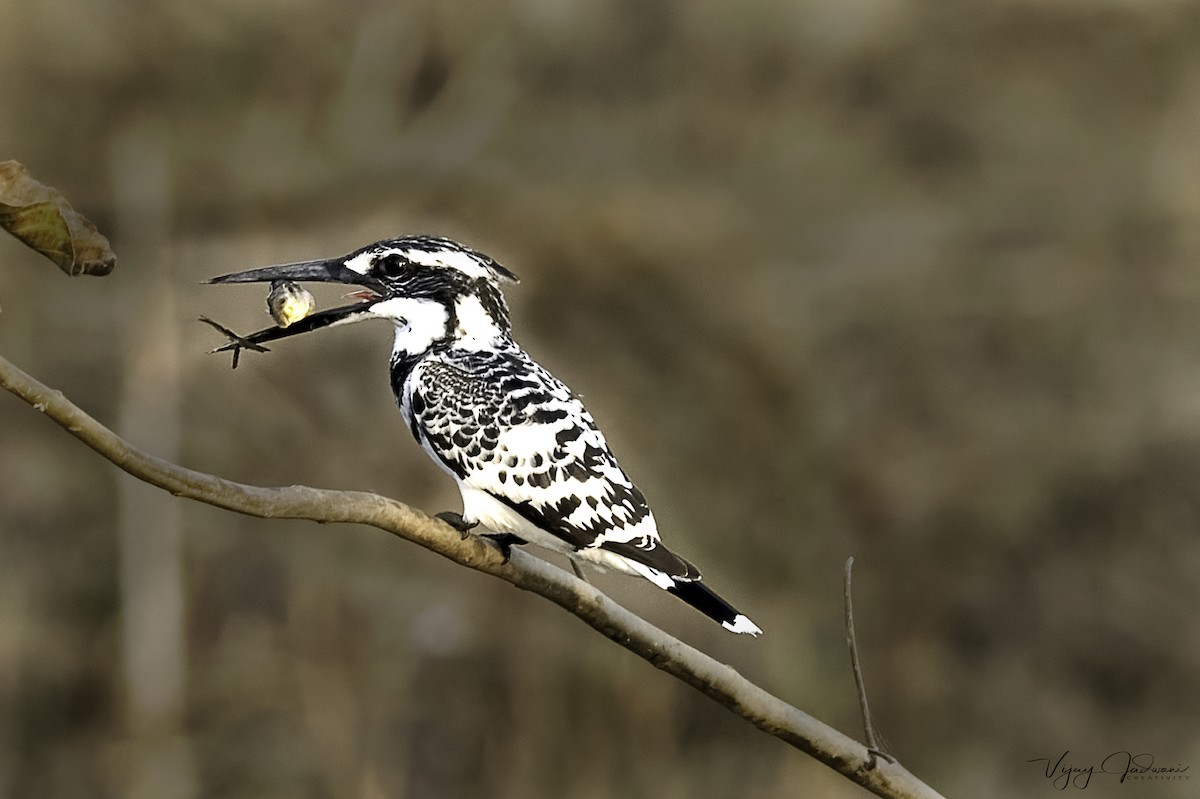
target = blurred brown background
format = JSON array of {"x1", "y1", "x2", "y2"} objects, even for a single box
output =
[{"x1": 2, "y1": 1, "x2": 1199, "y2": 797}]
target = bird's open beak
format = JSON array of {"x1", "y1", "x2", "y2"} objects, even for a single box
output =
[{"x1": 206, "y1": 257, "x2": 385, "y2": 352}]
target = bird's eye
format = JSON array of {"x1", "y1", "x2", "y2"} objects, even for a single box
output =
[{"x1": 377, "y1": 254, "x2": 406, "y2": 278}]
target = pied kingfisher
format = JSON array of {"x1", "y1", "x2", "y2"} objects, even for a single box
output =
[{"x1": 208, "y1": 236, "x2": 761, "y2": 635}]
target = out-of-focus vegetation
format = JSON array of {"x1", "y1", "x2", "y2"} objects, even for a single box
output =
[
  {"x1": 2, "y1": 1, "x2": 1199, "y2": 797},
  {"x1": 0, "y1": 160, "x2": 117, "y2": 277}
]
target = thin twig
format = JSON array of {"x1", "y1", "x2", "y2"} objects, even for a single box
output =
[
  {"x1": 845, "y1": 556, "x2": 893, "y2": 764},
  {"x1": 0, "y1": 352, "x2": 943, "y2": 799}
]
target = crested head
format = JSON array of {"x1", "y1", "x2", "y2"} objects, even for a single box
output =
[
  {"x1": 343, "y1": 235, "x2": 519, "y2": 289},
  {"x1": 344, "y1": 236, "x2": 520, "y2": 361}
]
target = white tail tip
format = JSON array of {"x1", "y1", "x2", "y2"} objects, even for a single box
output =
[{"x1": 723, "y1": 614, "x2": 763, "y2": 636}]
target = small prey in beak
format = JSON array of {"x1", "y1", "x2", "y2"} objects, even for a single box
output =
[
  {"x1": 267, "y1": 280, "x2": 316, "y2": 328},
  {"x1": 202, "y1": 255, "x2": 384, "y2": 369}
]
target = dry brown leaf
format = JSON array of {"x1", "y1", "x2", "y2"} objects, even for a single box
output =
[{"x1": 0, "y1": 160, "x2": 116, "y2": 277}]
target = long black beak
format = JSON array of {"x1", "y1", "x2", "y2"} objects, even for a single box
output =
[
  {"x1": 208, "y1": 257, "x2": 371, "y2": 288},
  {"x1": 205, "y1": 257, "x2": 385, "y2": 363}
]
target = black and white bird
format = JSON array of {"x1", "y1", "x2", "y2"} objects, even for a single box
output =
[{"x1": 208, "y1": 236, "x2": 761, "y2": 635}]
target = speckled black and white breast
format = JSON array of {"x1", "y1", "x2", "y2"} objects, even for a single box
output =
[{"x1": 393, "y1": 344, "x2": 695, "y2": 579}]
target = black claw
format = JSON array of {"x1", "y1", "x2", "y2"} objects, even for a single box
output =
[
  {"x1": 569, "y1": 559, "x2": 591, "y2": 583},
  {"x1": 435, "y1": 511, "x2": 478, "y2": 538},
  {"x1": 482, "y1": 533, "x2": 526, "y2": 563}
]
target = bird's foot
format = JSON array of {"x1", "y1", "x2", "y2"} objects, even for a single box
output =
[
  {"x1": 435, "y1": 511, "x2": 478, "y2": 539},
  {"x1": 481, "y1": 533, "x2": 526, "y2": 563}
]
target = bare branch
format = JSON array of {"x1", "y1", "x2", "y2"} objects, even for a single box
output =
[{"x1": 0, "y1": 352, "x2": 945, "y2": 799}]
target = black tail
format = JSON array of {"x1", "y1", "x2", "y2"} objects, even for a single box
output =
[{"x1": 667, "y1": 579, "x2": 762, "y2": 636}]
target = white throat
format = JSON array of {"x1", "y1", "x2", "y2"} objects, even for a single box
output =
[{"x1": 370, "y1": 296, "x2": 449, "y2": 359}]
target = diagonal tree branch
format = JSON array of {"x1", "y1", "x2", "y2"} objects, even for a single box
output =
[{"x1": 0, "y1": 352, "x2": 945, "y2": 799}]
